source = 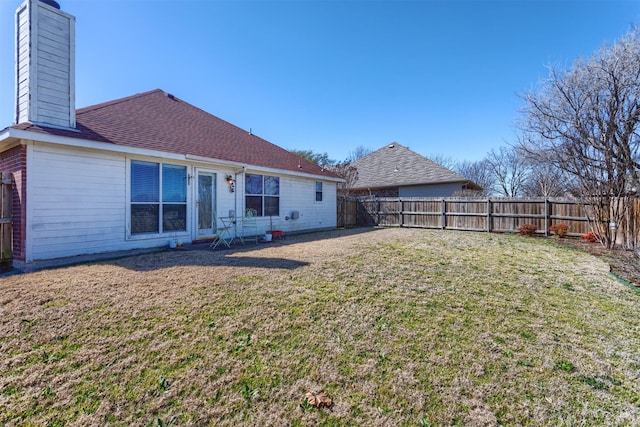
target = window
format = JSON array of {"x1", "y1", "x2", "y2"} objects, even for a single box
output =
[
  {"x1": 245, "y1": 174, "x2": 279, "y2": 216},
  {"x1": 315, "y1": 181, "x2": 323, "y2": 202},
  {"x1": 131, "y1": 160, "x2": 187, "y2": 235}
]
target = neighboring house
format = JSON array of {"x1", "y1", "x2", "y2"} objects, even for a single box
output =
[
  {"x1": 348, "y1": 142, "x2": 481, "y2": 197},
  {"x1": 0, "y1": 0, "x2": 342, "y2": 270}
]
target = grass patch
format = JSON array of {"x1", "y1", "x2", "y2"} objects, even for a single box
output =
[{"x1": 0, "y1": 228, "x2": 638, "y2": 425}]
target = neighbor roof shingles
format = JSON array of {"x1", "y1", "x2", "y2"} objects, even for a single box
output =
[
  {"x1": 351, "y1": 142, "x2": 472, "y2": 189},
  {"x1": 11, "y1": 89, "x2": 340, "y2": 179}
]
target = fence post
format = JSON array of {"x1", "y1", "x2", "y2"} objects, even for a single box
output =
[
  {"x1": 544, "y1": 198, "x2": 550, "y2": 236},
  {"x1": 343, "y1": 196, "x2": 347, "y2": 228},
  {"x1": 399, "y1": 197, "x2": 403, "y2": 227},
  {"x1": 441, "y1": 198, "x2": 446, "y2": 229},
  {"x1": 486, "y1": 198, "x2": 492, "y2": 232}
]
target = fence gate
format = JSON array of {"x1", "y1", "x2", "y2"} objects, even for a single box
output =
[
  {"x1": 0, "y1": 172, "x2": 12, "y2": 271},
  {"x1": 337, "y1": 196, "x2": 358, "y2": 228}
]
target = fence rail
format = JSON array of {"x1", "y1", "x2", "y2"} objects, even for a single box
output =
[{"x1": 337, "y1": 196, "x2": 639, "y2": 245}]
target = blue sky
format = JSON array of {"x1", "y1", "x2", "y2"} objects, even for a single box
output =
[{"x1": 1, "y1": 0, "x2": 638, "y2": 163}]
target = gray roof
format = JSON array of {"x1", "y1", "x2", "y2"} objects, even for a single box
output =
[{"x1": 351, "y1": 142, "x2": 476, "y2": 189}]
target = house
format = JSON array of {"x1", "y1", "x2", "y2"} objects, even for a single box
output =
[
  {"x1": 0, "y1": 0, "x2": 342, "y2": 270},
  {"x1": 348, "y1": 142, "x2": 481, "y2": 197}
]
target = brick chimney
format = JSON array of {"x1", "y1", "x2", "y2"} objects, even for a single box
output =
[{"x1": 15, "y1": 0, "x2": 76, "y2": 129}]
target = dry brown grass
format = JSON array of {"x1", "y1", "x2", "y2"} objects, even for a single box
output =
[{"x1": 0, "y1": 227, "x2": 639, "y2": 426}]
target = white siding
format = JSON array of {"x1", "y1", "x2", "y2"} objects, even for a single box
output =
[
  {"x1": 201, "y1": 172, "x2": 337, "y2": 239},
  {"x1": 15, "y1": 3, "x2": 30, "y2": 125},
  {"x1": 263, "y1": 175, "x2": 337, "y2": 235},
  {"x1": 15, "y1": 0, "x2": 75, "y2": 128},
  {"x1": 24, "y1": 144, "x2": 339, "y2": 262},
  {"x1": 28, "y1": 144, "x2": 128, "y2": 261}
]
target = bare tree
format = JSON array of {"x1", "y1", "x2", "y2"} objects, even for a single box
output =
[
  {"x1": 346, "y1": 145, "x2": 372, "y2": 163},
  {"x1": 455, "y1": 159, "x2": 494, "y2": 196},
  {"x1": 521, "y1": 161, "x2": 572, "y2": 197},
  {"x1": 331, "y1": 162, "x2": 359, "y2": 197},
  {"x1": 484, "y1": 146, "x2": 531, "y2": 197},
  {"x1": 519, "y1": 29, "x2": 640, "y2": 248},
  {"x1": 427, "y1": 153, "x2": 457, "y2": 170}
]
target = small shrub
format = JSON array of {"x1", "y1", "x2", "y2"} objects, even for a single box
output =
[
  {"x1": 581, "y1": 231, "x2": 598, "y2": 243},
  {"x1": 518, "y1": 224, "x2": 538, "y2": 236},
  {"x1": 550, "y1": 223, "x2": 569, "y2": 238}
]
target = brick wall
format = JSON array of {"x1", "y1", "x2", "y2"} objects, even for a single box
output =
[{"x1": 0, "y1": 145, "x2": 26, "y2": 262}]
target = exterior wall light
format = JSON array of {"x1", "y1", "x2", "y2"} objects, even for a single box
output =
[{"x1": 226, "y1": 175, "x2": 235, "y2": 193}]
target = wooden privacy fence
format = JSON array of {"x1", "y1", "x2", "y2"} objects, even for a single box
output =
[
  {"x1": 337, "y1": 197, "x2": 358, "y2": 228},
  {"x1": 0, "y1": 172, "x2": 11, "y2": 271},
  {"x1": 337, "y1": 196, "x2": 639, "y2": 242}
]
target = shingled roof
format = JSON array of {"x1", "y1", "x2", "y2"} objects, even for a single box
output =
[
  {"x1": 350, "y1": 142, "x2": 478, "y2": 189},
  {"x1": 10, "y1": 89, "x2": 340, "y2": 179}
]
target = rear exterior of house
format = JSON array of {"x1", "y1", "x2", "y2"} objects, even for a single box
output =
[
  {"x1": 0, "y1": 0, "x2": 341, "y2": 270},
  {"x1": 0, "y1": 134, "x2": 339, "y2": 267}
]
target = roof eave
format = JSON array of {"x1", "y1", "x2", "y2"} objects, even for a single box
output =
[
  {"x1": 0, "y1": 127, "x2": 22, "y2": 149},
  {"x1": 185, "y1": 154, "x2": 345, "y2": 182},
  {"x1": 353, "y1": 178, "x2": 474, "y2": 190},
  {"x1": 2, "y1": 128, "x2": 345, "y2": 182}
]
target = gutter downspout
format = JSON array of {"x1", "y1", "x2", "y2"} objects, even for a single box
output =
[
  {"x1": 233, "y1": 168, "x2": 243, "y2": 218},
  {"x1": 232, "y1": 166, "x2": 246, "y2": 237}
]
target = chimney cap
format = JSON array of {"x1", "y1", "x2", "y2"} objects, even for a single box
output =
[{"x1": 40, "y1": 0, "x2": 61, "y2": 9}]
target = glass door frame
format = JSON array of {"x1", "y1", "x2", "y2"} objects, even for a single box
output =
[{"x1": 196, "y1": 169, "x2": 217, "y2": 238}]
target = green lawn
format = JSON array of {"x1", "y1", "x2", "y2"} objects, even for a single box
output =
[{"x1": 0, "y1": 228, "x2": 638, "y2": 426}]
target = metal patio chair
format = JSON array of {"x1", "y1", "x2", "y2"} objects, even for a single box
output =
[{"x1": 210, "y1": 216, "x2": 234, "y2": 249}]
